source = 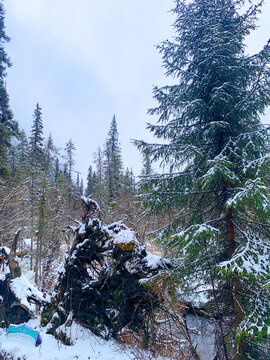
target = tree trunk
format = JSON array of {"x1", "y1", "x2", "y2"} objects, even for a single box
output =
[
  {"x1": 9, "y1": 229, "x2": 22, "y2": 279},
  {"x1": 224, "y1": 183, "x2": 245, "y2": 359}
]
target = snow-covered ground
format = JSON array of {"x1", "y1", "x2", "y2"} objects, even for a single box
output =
[
  {"x1": 0, "y1": 316, "x2": 216, "y2": 360},
  {"x1": 0, "y1": 318, "x2": 163, "y2": 360},
  {"x1": 0, "y1": 314, "x2": 216, "y2": 360},
  {"x1": 0, "y1": 238, "x2": 214, "y2": 360}
]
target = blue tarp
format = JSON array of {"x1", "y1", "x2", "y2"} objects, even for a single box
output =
[{"x1": 7, "y1": 323, "x2": 42, "y2": 346}]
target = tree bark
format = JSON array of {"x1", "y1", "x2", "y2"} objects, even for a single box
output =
[
  {"x1": 9, "y1": 229, "x2": 22, "y2": 279},
  {"x1": 224, "y1": 183, "x2": 245, "y2": 359}
]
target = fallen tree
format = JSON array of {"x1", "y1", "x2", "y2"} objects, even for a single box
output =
[
  {"x1": 0, "y1": 229, "x2": 50, "y2": 327},
  {"x1": 41, "y1": 197, "x2": 172, "y2": 343}
]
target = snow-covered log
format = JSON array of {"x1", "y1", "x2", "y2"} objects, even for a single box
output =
[{"x1": 0, "y1": 230, "x2": 50, "y2": 326}]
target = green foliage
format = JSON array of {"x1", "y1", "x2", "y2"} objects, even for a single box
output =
[
  {"x1": 0, "y1": 2, "x2": 17, "y2": 178},
  {"x1": 29, "y1": 103, "x2": 44, "y2": 168},
  {"x1": 104, "y1": 115, "x2": 123, "y2": 202},
  {"x1": 135, "y1": 0, "x2": 270, "y2": 355}
]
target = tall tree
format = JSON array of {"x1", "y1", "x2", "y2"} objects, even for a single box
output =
[
  {"x1": 44, "y1": 134, "x2": 57, "y2": 177},
  {"x1": 104, "y1": 115, "x2": 123, "y2": 202},
  {"x1": 29, "y1": 103, "x2": 44, "y2": 167},
  {"x1": 34, "y1": 134, "x2": 57, "y2": 283},
  {"x1": 16, "y1": 130, "x2": 29, "y2": 179},
  {"x1": 64, "y1": 139, "x2": 75, "y2": 182},
  {"x1": 64, "y1": 138, "x2": 76, "y2": 210},
  {"x1": 93, "y1": 146, "x2": 104, "y2": 207},
  {"x1": 135, "y1": 0, "x2": 270, "y2": 358},
  {"x1": 0, "y1": 2, "x2": 17, "y2": 178},
  {"x1": 85, "y1": 165, "x2": 95, "y2": 196},
  {"x1": 28, "y1": 103, "x2": 44, "y2": 270},
  {"x1": 141, "y1": 152, "x2": 153, "y2": 177},
  {"x1": 54, "y1": 157, "x2": 60, "y2": 182}
]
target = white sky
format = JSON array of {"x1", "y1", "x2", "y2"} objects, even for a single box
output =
[{"x1": 4, "y1": 0, "x2": 270, "y2": 182}]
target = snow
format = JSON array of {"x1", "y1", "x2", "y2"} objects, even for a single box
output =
[
  {"x1": 0, "y1": 318, "x2": 166, "y2": 360},
  {"x1": 75, "y1": 238, "x2": 89, "y2": 250},
  {"x1": 23, "y1": 238, "x2": 38, "y2": 251},
  {"x1": 113, "y1": 229, "x2": 138, "y2": 245},
  {"x1": 104, "y1": 221, "x2": 129, "y2": 238},
  {"x1": 219, "y1": 229, "x2": 270, "y2": 277},
  {"x1": 112, "y1": 230, "x2": 171, "y2": 270},
  {"x1": 10, "y1": 276, "x2": 50, "y2": 312},
  {"x1": 144, "y1": 251, "x2": 171, "y2": 270},
  {"x1": 23, "y1": 239, "x2": 32, "y2": 248},
  {"x1": 179, "y1": 283, "x2": 211, "y2": 307},
  {"x1": 81, "y1": 196, "x2": 100, "y2": 212},
  {"x1": 78, "y1": 224, "x2": 86, "y2": 235},
  {"x1": 1, "y1": 246, "x2": 10, "y2": 255}
]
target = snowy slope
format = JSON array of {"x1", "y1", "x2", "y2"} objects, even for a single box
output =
[{"x1": 0, "y1": 318, "x2": 165, "y2": 360}]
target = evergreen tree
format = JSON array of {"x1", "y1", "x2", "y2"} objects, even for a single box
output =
[
  {"x1": 104, "y1": 115, "x2": 123, "y2": 202},
  {"x1": 16, "y1": 130, "x2": 29, "y2": 179},
  {"x1": 44, "y1": 134, "x2": 57, "y2": 176},
  {"x1": 30, "y1": 103, "x2": 44, "y2": 167},
  {"x1": 141, "y1": 152, "x2": 153, "y2": 177},
  {"x1": 28, "y1": 103, "x2": 44, "y2": 270},
  {"x1": 0, "y1": 2, "x2": 17, "y2": 178},
  {"x1": 54, "y1": 157, "x2": 60, "y2": 182},
  {"x1": 85, "y1": 165, "x2": 95, "y2": 196},
  {"x1": 80, "y1": 178, "x2": 84, "y2": 195},
  {"x1": 73, "y1": 172, "x2": 83, "y2": 207},
  {"x1": 7, "y1": 140, "x2": 17, "y2": 181},
  {"x1": 93, "y1": 147, "x2": 105, "y2": 206},
  {"x1": 76, "y1": 172, "x2": 80, "y2": 187},
  {"x1": 35, "y1": 176, "x2": 48, "y2": 284},
  {"x1": 64, "y1": 138, "x2": 76, "y2": 210},
  {"x1": 7, "y1": 130, "x2": 29, "y2": 182},
  {"x1": 122, "y1": 167, "x2": 136, "y2": 193},
  {"x1": 136, "y1": 0, "x2": 270, "y2": 358},
  {"x1": 64, "y1": 139, "x2": 75, "y2": 182}
]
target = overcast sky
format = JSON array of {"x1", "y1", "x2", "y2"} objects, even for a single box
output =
[{"x1": 4, "y1": 0, "x2": 270, "y2": 183}]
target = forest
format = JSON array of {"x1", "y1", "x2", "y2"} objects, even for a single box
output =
[{"x1": 0, "y1": 0, "x2": 270, "y2": 359}]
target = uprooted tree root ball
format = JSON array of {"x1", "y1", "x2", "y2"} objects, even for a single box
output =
[{"x1": 41, "y1": 197, "x2": 172, "y2": 343}]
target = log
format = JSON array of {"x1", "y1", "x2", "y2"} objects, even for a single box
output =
[{"x1": 9, "y1": 229, "x2": 22, "y2": 279}]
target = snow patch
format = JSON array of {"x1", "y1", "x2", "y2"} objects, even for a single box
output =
[
  {"x1": 113, "y1": 229, "x2": 138, "y2": 245},
  {"x1": 0, "y1": 318, "x2": 167, "y2": 360},
  {"x1": 10, "y1": 276, "x2": 50, "y2": 312},
  {"x1": 144, "y1": 251, "x2": 171, "y2": 270}
]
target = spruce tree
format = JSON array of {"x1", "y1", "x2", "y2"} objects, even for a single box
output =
[
  {"x1": 65, "y1": 139, "x2": 75, "y2": 182},
  {"x1": 73, "y1": 172, "x2": 83, "y2": 209},
  {"x1": 141, "y1": 152, "x2": 153, "y2": 177},
  {"x1": 85, "y1": 165, "x2": 95, "y2": 196},
  {"x1": 122, "y1": 167, "x2": 136, "y2": 193},
  {"x1": 7, "y1": 130, "x2": 29, "y2": 182},
  {"x1": 44, "y1": 134, "x2": 57, "y2": 177},
  {"x1": 0, "y1": 2, "x2": 17, "y2": 178},
  {"x1": 80, "y1": 178, "x2": 84, "y2": 195},
  {"x1": 16, "y1": 130, "x2": 29, "y2": 179},
  {"x1": 104, "y1": 115, "x2": 123, "y2": 202},
  {"x1": 93, "y1": 147, "x2": 105, "y2": 207},
  {"x1": 30, "y1": 103, "x2": 44, "y2": 167},
  {"x1": 28, "y1": 103, "x2": 44, "y2": 270},
  {"x1": 135, "y1": 0, "x2": 270, "y2": 358},
  {"x1": 64, "y1": 138, "x2": 76, "y2": 210},
  {"x1": 54, "y1": 157, "x2": 60, "y2": 182}
]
